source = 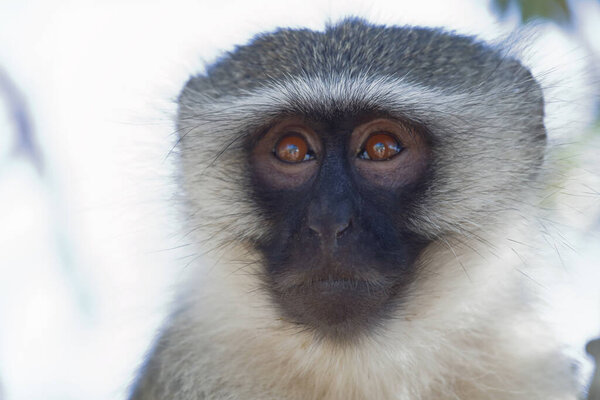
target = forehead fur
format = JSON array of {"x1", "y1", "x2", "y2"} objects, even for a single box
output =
[{"x1": 182, "y1": 18, "x2": 542, "y2": 102}]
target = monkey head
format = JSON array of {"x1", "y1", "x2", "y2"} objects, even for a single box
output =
[{"x1": 175, "y1": 18, "x2": 547, "y2": 341}]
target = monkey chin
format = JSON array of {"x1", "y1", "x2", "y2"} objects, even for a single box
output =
[{"x1": 271, "y1": 276, "x2": 397, "y2": 341}]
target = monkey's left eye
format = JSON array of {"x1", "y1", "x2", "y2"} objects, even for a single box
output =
[
  {"x1": 274, "y1": 134, "x2": 315, "y2": 163},
  {"x1": 358, "y1": 133, "x2": 403, "y2": 161}
]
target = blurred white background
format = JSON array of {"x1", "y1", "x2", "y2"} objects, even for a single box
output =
[{"x1": 0, "y1": 1, "x2": 599, "y2": 399}]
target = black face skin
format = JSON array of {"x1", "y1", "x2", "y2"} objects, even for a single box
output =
[{"x1": 250, "y1": 113, "x2": 432, "y2": 341}]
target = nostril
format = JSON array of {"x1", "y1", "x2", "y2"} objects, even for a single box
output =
[
  {"x1": 308, "y1": 225, "x2": 321, "y2": 237},
  {"x1": 335, "y1": 219, "x2": 352, "y2": 238}
]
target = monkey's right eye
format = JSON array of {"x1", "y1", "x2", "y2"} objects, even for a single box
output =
[{"x1": 274, "y1": 134, "x2": 315, "y2": 163}]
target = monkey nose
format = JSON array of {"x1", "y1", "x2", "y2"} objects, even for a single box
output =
[{"x1": 306, "y1": 199, "x2": 354, "y2": 244}]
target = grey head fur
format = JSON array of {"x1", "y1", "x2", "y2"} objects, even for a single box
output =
[{"x1": 183, "y1": 18, "x2": 542, "y2": 101}]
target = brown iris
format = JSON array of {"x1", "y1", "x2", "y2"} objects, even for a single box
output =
[
  {"x1": 363, "y1": 133, "x2": 402, "y2": 161},
  {"x1": 274, "y1": 134, "x2": 311, "y2": 163}
]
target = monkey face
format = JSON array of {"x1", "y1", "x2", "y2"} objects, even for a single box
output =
[
  {"x1": 176, "y1": 20, "x2": 548, "y2": 345},
  {"x1": 249, "y1": 114, "x2": 431, "y2": 339}
]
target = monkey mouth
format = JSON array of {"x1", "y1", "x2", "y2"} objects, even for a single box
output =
[
  {"x1": 270, "y1": 273, "x2": 397, "y2": 340},
  {"x1": 313, "y1": 278, "x2": 370, "y2": 290},
  {"x1": 284, "y1": 278, "x2": 383, "y2": 298}
]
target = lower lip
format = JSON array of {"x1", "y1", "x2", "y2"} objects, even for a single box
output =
[
  {"x1": 313, "y1": 279, "x2": 369, "y2": 291},
  {"x1": 275, "y1": 278, "x2": 394, "y2": 336},
  {"x1": 283, "y1": 277, "x2": 391, "y2": 296},
  {"x1": 286, "y1": 278, "x2": 391, "y2": 301}
]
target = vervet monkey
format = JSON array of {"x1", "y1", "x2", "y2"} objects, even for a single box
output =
[{"x1": 130, "y1": 19, "x2": 581, "y2": 400}]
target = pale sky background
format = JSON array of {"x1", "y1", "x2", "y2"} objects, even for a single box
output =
[{"x1": 0, "y1": 1, "x2": 599, "y2": 399}]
